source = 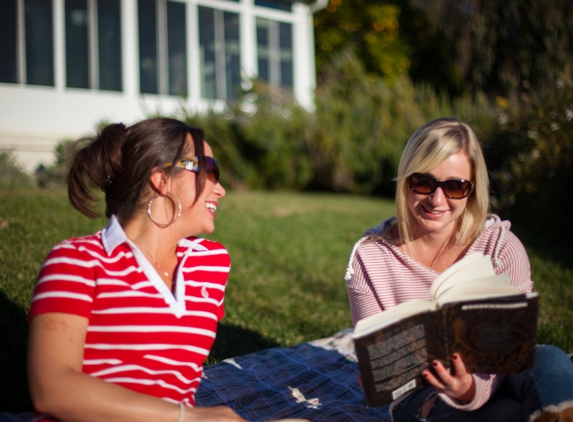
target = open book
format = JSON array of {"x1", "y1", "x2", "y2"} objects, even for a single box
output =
[{"x1": 352, "y1": 253, "x2": 538, "y2": 407}]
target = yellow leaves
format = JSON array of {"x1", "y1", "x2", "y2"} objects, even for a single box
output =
[{"x1": 496, "y1": 96, "x2": 509, "y2": 108}]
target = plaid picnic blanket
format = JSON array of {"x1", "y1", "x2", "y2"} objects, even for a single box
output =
[
  {"x1": 196, "y1": 328, "x2": 391, "y2": 421},
  {"x1": 0, "y1": 329, "x2": 390, "y2": 422}
]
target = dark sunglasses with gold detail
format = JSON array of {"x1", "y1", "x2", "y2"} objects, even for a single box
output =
[
  {"x1": 165, "y1": 156, "x2": 220, "y2": 184},
  {"x1": 408, "y1": 172, "x2": 474, "y2": 199}
]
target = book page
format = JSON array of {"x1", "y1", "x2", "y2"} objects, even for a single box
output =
[
  {"x1": 353, "y1": 299, "x2": 436, "y2": 339},
  {"x1": 430, "y1": 253, "x2": 496, "y2": 299},
  {"x1": 435, "y1": 274, "x2": 515, "y2": 305},
  {"x1": 436, "y1": 284, "x2": 521, "y2": 306}
]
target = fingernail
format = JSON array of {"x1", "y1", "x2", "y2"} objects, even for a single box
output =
[
  {"x1": 423, "y1": 372, "x2": 429, "y2": 378},
  {"x1": 432, "y1": 361, "x2": 438, "y2": 367},
  {"x1": 453, "y1": 354, "x2": 459, "y2": 360}
]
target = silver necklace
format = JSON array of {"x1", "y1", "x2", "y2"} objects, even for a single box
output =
[{"x1": 131, "y1": 238, "x2": 170, "y2": 278}]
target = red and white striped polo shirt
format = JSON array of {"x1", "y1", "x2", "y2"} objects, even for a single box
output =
[{"x1": 28, "y1": 215, "x2": 230, "y2": 407}]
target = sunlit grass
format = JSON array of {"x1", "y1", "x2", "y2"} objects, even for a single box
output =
[{"x1": 1, "y1": 188, "x2": 572, "y2": 412}]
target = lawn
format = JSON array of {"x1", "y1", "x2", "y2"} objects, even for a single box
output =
[{"x1": 1, "y1": 188, "x2": 572, "y2": 412}]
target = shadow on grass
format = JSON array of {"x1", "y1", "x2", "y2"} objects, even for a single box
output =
[
  {"x1": 207, "y1": 322, "x2": 280, "y2": 364},
  {"x1": 0, "y1": 290, "x2": 32, "y2": 412}
]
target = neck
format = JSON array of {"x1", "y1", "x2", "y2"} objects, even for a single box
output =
[
  {"x1": 407, "y1": 226, "x2": 466, "y2": 272},
  {"x1": 122, "y1": 213, "x2": 179, "y2": 286}
]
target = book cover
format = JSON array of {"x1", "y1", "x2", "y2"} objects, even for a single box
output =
[{"x1": 352, "y1": 253, "x2": 539, "y2": 407}]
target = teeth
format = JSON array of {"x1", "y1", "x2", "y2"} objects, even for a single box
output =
[{"x1": 206, "y1": 203, "x2": 217, "y2": 212}]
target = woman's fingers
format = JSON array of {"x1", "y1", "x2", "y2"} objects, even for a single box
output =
[{"x1": 422, "y1": 354, "x2": 476, "y2": 402}]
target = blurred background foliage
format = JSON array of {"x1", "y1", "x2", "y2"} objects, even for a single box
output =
[{"x1": 2, "y1": 0, "x2": 571, "y2": 241}]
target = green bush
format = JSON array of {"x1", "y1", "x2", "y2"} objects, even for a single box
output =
[
  {"x1": 184, "y1": 85, "x2": 313, "y2": 191},
  {"x1": 479, "y1": 82, "x2": 573, "y2": 239},
  {"x1": 36, "y1": 139, "x2": 73, "y2": 188},
  {"x1": 0, "y1": 152, "x2": 34, "y2": 189},
  {"x1": 310, "y1": 50, "x2": 455, "y2": 194}
]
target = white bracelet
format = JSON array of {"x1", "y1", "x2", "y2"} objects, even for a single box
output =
[{"x1": 178, "y1": 402, "x2": 185, "y2": 422}]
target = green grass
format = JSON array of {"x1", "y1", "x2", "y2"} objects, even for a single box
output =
[{"x1": 1, "y1": 188, "x2": 572, "y2": 412}]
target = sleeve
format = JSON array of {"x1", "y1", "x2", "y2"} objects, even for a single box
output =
[
  {"x1": 493, "y1": 229, "x2": 533, "y2": 293},
  {"x1": 345, "y1": 244, "x2": 385, "y2": 327},
  {"x1": 437, "y1": 374, "x2": 506, "y2": 411},
  {"x1": 27, "y1": 241, "x2": 97, "y2": 322}
]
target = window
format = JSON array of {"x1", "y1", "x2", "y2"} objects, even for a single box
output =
[
  {"x1": 65, "y1": 0, "x2": 122, "y2": 91},
  {"x1": 138, "y1": 0, "x2": 187, "y2": 96},
  {"x1": 98, "y1": 0, "x2": 122, "y2": 91},
  {"x1": 26, "y1": 0, "x2": 55, "y2": 86},
  {"x1": 255, "y1": 0, "x2": 292, "y2": 11},
  {"x1": 198, "y1": 6, "x2": 241, "y2": 100},
  {"x1": 256, "y1": 18, "x2": 293, "y2": 90},
  {"x1": 0, "y1": 1, "x2": 18, "y2": 84},
  {"x1": 0, "y1": 0, "x2": 55, "y2": 86}
]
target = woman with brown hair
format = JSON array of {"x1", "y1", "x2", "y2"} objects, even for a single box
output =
[{"x1": 27, "y1": 118, "x2": 246, "y2": 421}]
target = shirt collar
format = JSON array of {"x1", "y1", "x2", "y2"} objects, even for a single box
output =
[
  {"x1": 101, "y1": 215, "x2": 126, "y2": 255},
  {"x1": 101, "y1": 215, "x2": 209, "y2": 255}
]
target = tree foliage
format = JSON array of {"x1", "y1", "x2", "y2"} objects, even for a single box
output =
[
  {"x1": 314, "y1": 0, "x2": 464, "y2": 96},
  {"x1": 315, "y1": 0, "x2": 573, "y2": 100}
]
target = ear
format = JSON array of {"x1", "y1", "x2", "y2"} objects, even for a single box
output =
[{"x1": 149, "y1": 168, "x2": 169, "y2": 195}]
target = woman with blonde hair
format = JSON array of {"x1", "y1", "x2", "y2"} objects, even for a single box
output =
[
  {"x1": 27, "y1": 117, "x2": 246, "y2": 421},
  {"x1": 346, "y1": 117, "x2": 573, "y2": 421}
]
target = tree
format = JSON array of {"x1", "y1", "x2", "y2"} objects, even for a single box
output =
[
  {"x1": 314, "y1": 0, "x2": 464, "y2": 96},
  {"x1": 412, "y1": 0, "x2": 573, "y2": 100}
]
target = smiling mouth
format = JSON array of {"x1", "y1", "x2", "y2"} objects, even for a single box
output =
[
  {"x1": 422, "y1": 205, "x2": 445, "y2": 215},
  {"x1": 206, "y1": 202, "x2": 217, "y2": 213}
]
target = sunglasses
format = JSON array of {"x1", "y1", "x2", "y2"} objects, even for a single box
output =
[
  {"x1": 166, "y1": 156, "x2": 220, "y2": 184},
  {"x1": 408, "y1": 172, "x2": 474, "y2": 199}
]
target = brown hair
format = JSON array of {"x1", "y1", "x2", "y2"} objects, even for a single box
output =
[{"x1": 67, "y1": 117, "x2": 208, "y2": 224}]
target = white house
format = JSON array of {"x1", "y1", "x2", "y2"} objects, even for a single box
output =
[{"x1": 0, "y1": 0, "x2": 326, "y2": 173}]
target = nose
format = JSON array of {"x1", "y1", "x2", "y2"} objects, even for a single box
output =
[
  {"x1": 215, "y1": 181, "x2": 226, "y2": 198},
  {"x1": 428, "y1": 186, "x2": 446, "y2": 204}
]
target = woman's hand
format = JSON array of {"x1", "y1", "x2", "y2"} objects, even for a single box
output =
[{"x1": 422, "y1": 353, "x2": 476, "y2": 403}]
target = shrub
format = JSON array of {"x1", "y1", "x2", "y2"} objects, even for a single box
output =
[
  {"x1": 480, "y1": 81, "x2": 573, "y2": 239},
  {"x1": 310, "y1": 50, "x2": 455, "y2": 194},
  {"x1": 36, "y1": 139, "x2": 73, "y2": 188},
  {"x1": 184, "y1": 83, "x2": 313, "y2": 191},
  {"x1": 0, "y1": 152, "x2": 34, "y2": 189}
]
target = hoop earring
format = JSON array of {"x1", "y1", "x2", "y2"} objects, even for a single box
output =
[{"x1": 147, "y1": 192, "x2": 182, "y2": 228}]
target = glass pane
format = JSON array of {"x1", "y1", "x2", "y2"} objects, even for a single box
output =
[
  {"x1": 224, "y1": 11, "x2": 240, "y2": 99},
  {"x1": 198, "y1": 6, "x2": 216, "y2": 99},
  {"x1": 254, "y1": 0, "x2": 291, "y2": 11},
  {"x1": 0, "y1": 0, "x2": 18, "y2": 83},
  {"x1": 279, "y1": 22, "x2": 292, "y2": 88},
  {"x1": 256, "y1": 18, "x2": 269, "y2": 83},
  {"x1": 25, "y1": 0, "x2": 54, "y2": 86},
  {"x1": 167, "y1": 1, "x2": 187, "y2": 97},
  {"x1": 138, "y1": 0, "x2": 157, "y2": 94},
  {"x1": 98, "y1": 0, "x2": 122, "y2": 91},
  {"x1": 65, "y1": 0, "x2": 89, "y2": 88}
]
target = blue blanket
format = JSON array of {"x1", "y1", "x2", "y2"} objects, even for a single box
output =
[{"x1": 196, "y1": 328, "x2": 391, "y2": 421}]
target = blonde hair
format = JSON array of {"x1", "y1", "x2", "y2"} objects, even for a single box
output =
[{"x1": 394, "y1": 117, "x2": 490, "y2": 249}]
